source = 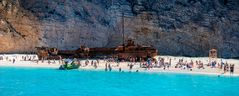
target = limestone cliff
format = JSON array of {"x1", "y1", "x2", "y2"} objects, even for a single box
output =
[
  {"x1": 0, "y1": 0, "x2": 239, "y2": 58},
  {"x1": 0, "y1": 0, "x2": 40, "y2": 53}
]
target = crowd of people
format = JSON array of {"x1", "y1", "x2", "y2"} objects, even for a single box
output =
[
  {"x1": 68, "y1": 56, "x2": 236, "y2": 75},
  {"x1": 0, "y1": 55, "x2": 37, "y2": 63},
  {"x1": 139, "y1": 57, "x2": 236, "y2": 74},
  {"x1": 0, "y1": 55, "x2": 236, "y2": 75}
]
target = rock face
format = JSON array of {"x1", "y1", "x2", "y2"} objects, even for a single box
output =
[
  {"x1": 0, "y1": 0, "x2": 239, "y2": 58},
  {"x1": 0, "y1": 0, "x2": 40, "y2": 53}
]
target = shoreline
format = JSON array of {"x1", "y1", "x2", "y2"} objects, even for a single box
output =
[
  {"x1": 0, "y1": 54, "x2": 239, "y2": 77},
  {"x1": 1, "y1": 62, "x2": 238, "y2": 77}
]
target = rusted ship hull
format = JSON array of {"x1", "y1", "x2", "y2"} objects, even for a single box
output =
[
  {"x1": 36, "y1": 40, "x2": 158, "y2": 61},
  {"x1": 36, "y1": 47, "x2": 157, "y2": 61}
]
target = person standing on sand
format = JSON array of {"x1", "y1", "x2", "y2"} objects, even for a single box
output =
[
  {"x1": 230, "y1": 64, "x2": 234, "y2": 75},
  {"x1": 12, "y1": 58, "x2": 15, "y2": 64},
  {"x1": 6, "y1": 56, "x2": 9, "y2": 61},
  {"x1": 97, "y1": 59, "x2": 99, "y2": 65},
  {"x1": 41, "y1": 58, "x2": 44, "y2": 63},
  {"x1": 85, "y1": 60, "x2": 89, "y2": 66},
  {"x1": 224, "y1": 63, "x2": 228, "y2": 73},
  {"x1": 129, "y1": 63, "x2": 133, "y2": 70},
  {"x1": 53, "y1": 59, "x2": 56, "y2": 64},
  {"x1": 48, "y1": 60, "x2": 51, "y2": 65},
  {"x1": 108, "y1": 64, "x2": 112, "y2": 71},
  {"x1": 220, "y1": 59, "x2": 223, "y2": 69},
  {"x1": 116, "y1": 58, "x2": 120, "y2": 67},
  {"x1": 119, "y1": 67, "x2": 122, "y2": 72},
  {"x1": 59, "y1": 56, "x2": 62, "y2": 64},
  {"x1": 139, "y1": 58, "x2": 143, "y2": 67},
  {"x1": 91, "y1": 60, "x2": 94, "y2": 66},
  {"x1": 169, "y1": 58, "x2": 172, "y2": 67},
  {"x1": 105, "y1": 63, "x2": 108, "y2": 71},
  {"x1": 147, "y1": 58, "x2": 152, "y2": 70},
  {"x1": 94, "y1": 61, "x2": 97, "y2": 69}
]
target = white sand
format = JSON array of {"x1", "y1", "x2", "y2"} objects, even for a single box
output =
[{"x1": 0, "y1": 54, "x2": 239, "y2": 77}]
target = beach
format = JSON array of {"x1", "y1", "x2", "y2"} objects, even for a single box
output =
[{"x1": 0, "y1": 54, "x2": 239, "y2": 77}]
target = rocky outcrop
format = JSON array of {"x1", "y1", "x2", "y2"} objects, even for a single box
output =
[
  {"x1": 0, "y1": 0, "x2": 40, "y2": 53},
  {"x1": 0, "y1": 0, "x2": 239, "y2": 58}
]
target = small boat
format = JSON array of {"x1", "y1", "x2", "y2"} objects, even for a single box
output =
[{"x1": 59, "y1": 59, "x2": 80, "y2": 70}]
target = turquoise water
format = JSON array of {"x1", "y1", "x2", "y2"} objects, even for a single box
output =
[{"x1": 0, "y1": 67, "x2": 239, "y2": 96}]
